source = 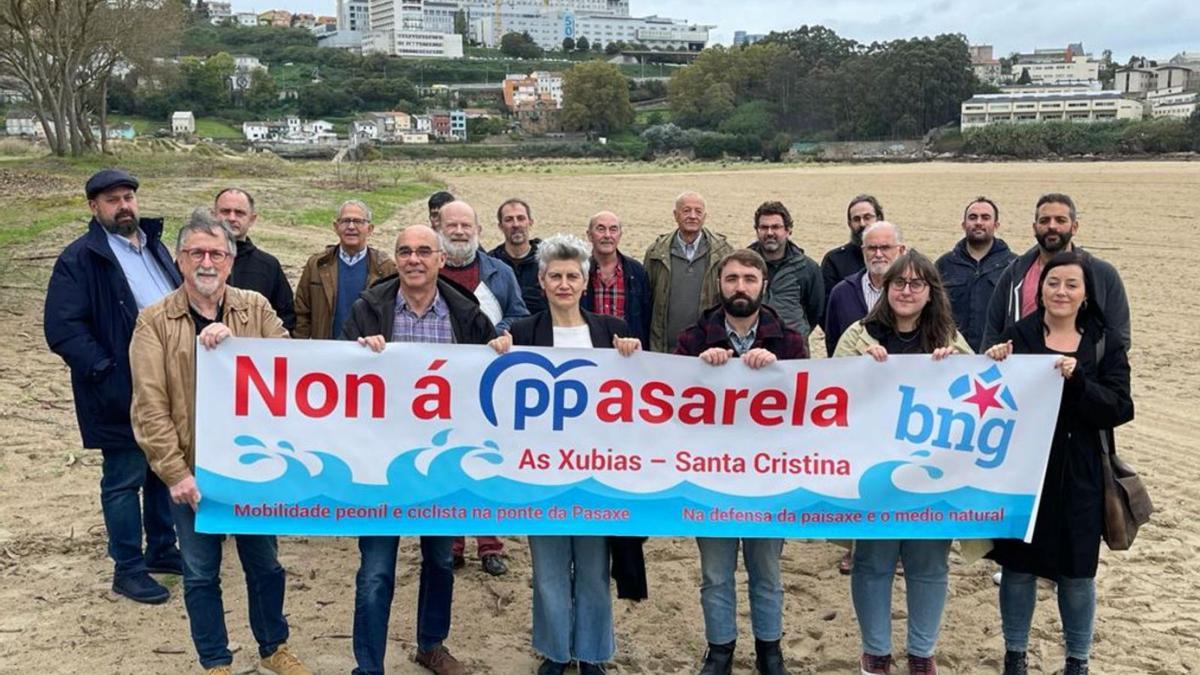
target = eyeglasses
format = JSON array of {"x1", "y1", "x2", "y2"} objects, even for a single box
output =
[
  {"x1": 180, "y1": 248, "x2": 230, "y2": 263},
  {"x1": 863, "y1": 244, "x2": 897, "y2": 254},
  {"x1": 755, "y1": 223, "x2": 787, "y2": 232},
  {"x1": 891, "y1": 277, "x2": 928, "y2": 292},
  {"x1": 395, "y1": 246, "x2": 440, "y2": 259},
  {"x1": 337, "y1": 217, "x2": 370, "y2": 226}
]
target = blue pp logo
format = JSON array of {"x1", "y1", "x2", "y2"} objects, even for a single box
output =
[{"x1": 478, "y1": 352, "x2": 597, "y2": 431}]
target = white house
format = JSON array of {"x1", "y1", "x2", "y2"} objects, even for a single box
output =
[
  {"x1": 961, "y1": 91, "x2": 1143, "y2": 130},
  {"x1": 243, "y1": 121, "x2": 270, "y2": 141},
  {"x1": 351, "y1": 118, "x2": 379, "y2": 140},
  {"x1": 5, "y1": 111, "x2": 38, "y2": 137},
  {"x1": 171, "y1": 111, "x2": 195, "y2": 136},
  {"x1": 413, "y1": 114, "x2": 432, "y2": 133},
  {"x1": 234, "y1": 12, "x2": 258, "y2": 27}
]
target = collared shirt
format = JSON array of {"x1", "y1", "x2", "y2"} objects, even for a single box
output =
[
  {"x1": 338, "y1": 246, "x2": 368, "y2": 267},
  {"x1": 675, "y1": 231, "x2": 706, "y2": 262},
  {"x1": 725, "y1": 318, "x2": 759, "y2": 355},
  {"x1": 106, "y1": 228, "x2": 175, "y2": 310},
  {"x1": 590, "y1": 257, "x2": 626, "y2": 319},
  {"x1": 189, "y1": 303, "x2": 224, "y2": 336},
  {"x1": 391, "y1": 290, "x2": 455, "y2": 344},
  {"x1": 861, "y1": 273, "x2": 884, "y2": 312}
]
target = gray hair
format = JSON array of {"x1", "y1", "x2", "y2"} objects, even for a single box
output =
[
  {"x1": 176, "y1": 207, "x2": 236, "y2": 256},
  {"x1": 862, "y1": 220, "x2": 904, "y2": 243},
  {"x1": 537, "y1": 233, "x2": 592, "y2": 277},
  {"x1": 338, "y1": 199, "x2": 373, "y2": 223},
  {"x1": 674, "y1": 191, "x2": 705, "y2": 210}
]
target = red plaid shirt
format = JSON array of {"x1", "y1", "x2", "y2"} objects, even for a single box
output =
[{"x1": 590, "y1": 258, "x2": 625, "y2": 319}]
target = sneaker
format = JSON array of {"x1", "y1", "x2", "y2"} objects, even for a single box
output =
[
  {"x1": 1064, "y1": 657, "x2": 1089, "y2": 675},
  {"x1": 145, "y1": 548, "x2": 184, "y2": 575},
  {"x1": 699, "y1": 640, "x2": 736, "y2": 675},
  {"x1": 579, "y1": 663, "x2": 607, "y2": 675},
  {"x1": 906, "y1": 654, "x2": 938, "y2": 674},
  {"x1": 536, "y1": 658, "x2": 568, "y2": 675},
  {"x1": 993, "y1": 570, "x2": 1003, "y2": 585},
  {"x1": 1003, "y1": 651, "x2": 1028, "y2": 675},
  {"x1": 838, "y1": 551, "x2": 852, "y2": 574},
  {"x1": 258, "y1": 644, "x2": 311, "y2": 675},
  {"x1": 112, "y1": 572, "x2": 169, "y2": 604},
  {"x1": 481, "y1": 553, "x2": 508, "y2": 576},
  {"x1": 415, "y1": 645, "x2": 467, "y2": 675},
  {"x1": 859, "y1": 653, "x2": 892, "y2": 675}
]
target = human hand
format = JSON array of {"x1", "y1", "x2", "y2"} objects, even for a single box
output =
[
  {"x1": 613, "y1": 335, "x2": 641, "y2": 357},
  {"x1": 356, "y1": 335, "x2": 386, "y2": 353},
  {"x1": 741, "y1": 348, "x2": 777, "y2": 370},
  {"x1": 198, "y1": 322, "x2": 232, "y2": 350},
  {"x1": 699, "y1": 347, "x2": 734, "y2": 365}
]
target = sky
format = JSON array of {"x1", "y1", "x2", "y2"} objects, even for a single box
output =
[{"x1": 230, "y1": 0, "x2": 1198, "y2": 61}]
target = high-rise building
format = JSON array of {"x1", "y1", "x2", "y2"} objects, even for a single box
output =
[{"x1": 364, "y1": 0, "x2": 464, "y2": 58}]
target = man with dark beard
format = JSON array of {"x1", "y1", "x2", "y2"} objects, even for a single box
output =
[
  {"x1": 981, "y1": 193, "x2": 1130, "y2": 350},
  {"x1": 44, "y1": 169, "x2": 183, "y2": 604},
  {"x1": 935, "y1": 196, "x2": 1015, "y2": 352},
  {"x1": 820, "y1": 194, "x2": 884, "y2": 321},
  {"x1": 674, "y1": 249, "x2": 807, "y2": 675}
]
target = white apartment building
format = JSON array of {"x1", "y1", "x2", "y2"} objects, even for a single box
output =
[
  {"x1": 208, "y1": 1, "x2": 232, "y2": 24},
  {"x1": 467, "y1": 7, "x2": 707, "y2": 51},
  {"x1": 338, "y1": 0, "x2": 371, "y2": 31},
  {"x1": 961, "y1": 92, "x2": 1143, "y2": 130},
  {"x1": 1016, "y1": 56, "x2": 1099, "y2": 84},
  {"x1": 171, "y1": 111, "x2": 195, "y2": 135},
  {"x1": 234, "y1": 12, "x2": 258, "y2": 27},
  {"x1": 1148, "y1": 87, "x2": 1199, "y2": 119},
  {"x1": 999, "y1": 81, "x2": 1100, "y2": 95},
  {"x1": 365, "y1": 0, "x2": 464, "y2": 57}
]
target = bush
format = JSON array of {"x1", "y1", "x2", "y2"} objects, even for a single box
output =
[{"x1": 962, "y1": 119, "x2": 1193, "y2": 157}]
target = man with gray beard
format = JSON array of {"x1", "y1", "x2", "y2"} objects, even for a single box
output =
[
  {"x1": 434, "y1": 200, "x2": 528, "y2": 334},
  {"x1": 45, "y1": 169, "x2": 183, "y2": 604}
]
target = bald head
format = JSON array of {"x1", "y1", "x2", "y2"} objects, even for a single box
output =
[
  {"x1": 673, "y1": 191, "x2": 706, "y2": 240},
  {"x1": 587, "y1": 210, "x2": 622, "y2": 257},
  {"x1": 394, "y1": 224, "x2": 445, "y2": 292},
  {"x1": 396, "y1": 224, "x2": 439, "y2": 249}
]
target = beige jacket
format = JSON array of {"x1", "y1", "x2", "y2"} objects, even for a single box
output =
[
  {"x1": 130, "y1": 286, "x2": 287, "y2": 487},
  {"x1": 293, "y1": 245, "x2": 396, "y2": 339}
]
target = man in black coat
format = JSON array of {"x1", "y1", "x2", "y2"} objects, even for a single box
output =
[
  {"x1": 341, "y1": 224, "x2": 495, "y2": 675},
  {"x1": 44, "y1": 169, "x2": 183, "y2": 604},
  {"x1": 820, "y1": 194, "x2": 884, "y2": 322},
  {"x1": 215, "y1": 188, "x2": 296, "y2": 333},
  {"x1": 935, "y1": 196, "x2": 1016, "y2": 352}
]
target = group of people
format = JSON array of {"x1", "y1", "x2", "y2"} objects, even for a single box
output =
[{"x1": 43, "y1": 168, "x2": 1134, "y2": 675}]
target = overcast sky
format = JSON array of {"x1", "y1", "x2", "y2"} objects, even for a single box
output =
[{"x1": 232, "y1": 0, "x2": 1197, "y2": 61}]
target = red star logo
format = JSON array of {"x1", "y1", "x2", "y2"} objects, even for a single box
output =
[{"x1": 963, "y1": 380, "x2": 1003, "y2": 417}]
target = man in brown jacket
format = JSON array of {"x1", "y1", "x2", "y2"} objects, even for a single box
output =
[
  {"x1": 293, "y1": 199, "x2": 396, "y2": 339},
  {"x1": 130, "y1": 208, "x2": 309, "y2": 675}
]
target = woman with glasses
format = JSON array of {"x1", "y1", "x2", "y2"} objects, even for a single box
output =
[
  {"x1": 488, "y1": 233, "x2": 645, "y2": 675},
  {"x1": 983, "y1": 251, "x2": 1133, "y2": 675},
  {"x1": 833, "y1": 250, "x2": 971, "y2": 675}
]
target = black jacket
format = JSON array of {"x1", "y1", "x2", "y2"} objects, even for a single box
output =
[
  {"x1": 339, "y1": 276, "x2": 497, "y2": 345},
  {"x1": 489, "y1": 239, "x2": 546, "y2": 315},
  {"x1": 508, "y1": 309, "x2": 649, "y2": 601},
  {"x1": 580, "y1": 251, "x2": 652, "y2": 349},
  {"x1": 935, "y1": 237, "x2": 1016, "y2": 352},
  {"x1": 749, "y1": 239, "x2": 824, "y2": 338},
  {"x1": 981, "y1": 245, "x2": 1130, "y2": 352},
  {"x1": 987, "y1": 312, "x2": 1134, "y2": 580},
  {"x1": 819, "y1": 240, "x2": 865, "y2": 326},
  {"x1": 823, "y1": 270, "x2": 870, "y2": 357},
  {"x1": 231, "y1": 237, "x2": 295, "y2": 334},
  {"x1": 44, "y1": 217, "x2": 182, "y2": 449}
]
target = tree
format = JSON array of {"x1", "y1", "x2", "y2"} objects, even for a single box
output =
[
  {"x1": 1017, "y1": 67, "x2": 1032, "y2": 85},
  {"x1": 575, "y1": 36, "x2": 589, "y2": 52},
  {"x1": 562, "y1": 61, "x2": 633, "y2": 134},
  {"x1": 500, "y1": 31, "x2": 543, "y2": 59},
  {"x1": 244, "y1": 68, "x2": 279, "y2": 113},
  {"x1": 605, "y1": 41, "x2": 622, "y2": 56},
  {"x1": 453, "y1": 9, "x2": 467, "y2": 36},
  {"x1": 562, "y1": 37, "x2": 575, "y2": 52}
]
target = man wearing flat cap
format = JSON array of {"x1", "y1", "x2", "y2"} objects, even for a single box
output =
[{"x1": 44, "y1": 169, "x2": 184, "y2": 604}]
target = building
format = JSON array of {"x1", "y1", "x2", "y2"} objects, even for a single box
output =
[
  {"x1": 1148, "y1": 87, "x2": 1198, "y2": 119},
  {"x1": 969, "y1": 44, "x2": 1002, "y2": 85},
  {"x1": 339, "y1": 0, "x2": 371, "y2": 31},
  {"x1": 1113, "y1": 67, "x2": 1158, "y2": 95},
  {"x1": 469, "y1": 7, "x2": 708, "y2": 51},
  {"x1": 364, "y1": 0, "x2": 465, "y2": 57},
  {"x1": 258, "y1": 10, "x2": 292, "y2": 27},
  {"x1": 234, "y1": 12, "x2": 258, "y2": 27},
  {"x1": 999, "y1": 80, "x2": 1101, "y2": 95},
  {"x1": 413, "y1": 114, "x2": 432, "y2": 132},
  {"x1": 242, "y1": 116, "x2": 340, "y2": 143},
  {"x1": 960, "y1": 91, "x2": 1143, "y2": 130},
  {"x1": 208, "y1": 1, "x2": 232, "y2": 24},
  {"x1": 4, "y1": 111, "x2": 38, "y2": 137},
  {"x1": 450, "y1": 109, "x2": 466, "y2": 140},
  {"x1": 503, "y1": 71, "x2": 564, "y2": 110},
  {"x1": 92, "y1": 123, "x2": 137, "y2": 140},
  {"x1": 513, "y1": 99, "x2": 563, "y2": 134},
  {"x1": 171, "y1": 111, "x2": 196, "y2": 136},
  {"x1": 400, "y1": 132, "x2": 430, "y2": 143},
  {"x1": 429, "y1": 109, "x2": 451, "y2": 137},
  {"x1": 1015, "y1": 56, "x2": 1099, "y2": 84},
  {"x1": 243, "y1": 121, "x2": 271, "y2": 141},
  {"x1": 292, "y1": 13, "x2": 318, "y2": 29},
  {"x1": 733, "y1": 31, "x2": 764, "y2": 47}
]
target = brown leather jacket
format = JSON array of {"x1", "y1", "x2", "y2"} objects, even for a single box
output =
[
  {"x1": 130, "y1": 286, "x2": 288, "y2": 487},
  {"x1": 293, "y1": 245, "x2": 396, "y2": 339}
]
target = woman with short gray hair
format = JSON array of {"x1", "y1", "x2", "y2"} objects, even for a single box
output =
[{"x1": 489, "y1": 232, "x2": 643, "y2": 675}]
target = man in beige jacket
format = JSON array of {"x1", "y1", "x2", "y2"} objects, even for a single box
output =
[{"x1": 130, "y1": 208, "x2": 309, "y2": 675}]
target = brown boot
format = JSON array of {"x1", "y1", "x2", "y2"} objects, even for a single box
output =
[{"x1": 415, "y1": 645, "x2": 467, "y2": 675}]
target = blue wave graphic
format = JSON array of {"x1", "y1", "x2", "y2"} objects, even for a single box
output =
[{"x1": 196, "y1": 431, "x2": 1035, "y2": 539}]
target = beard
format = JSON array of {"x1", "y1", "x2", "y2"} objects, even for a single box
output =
[
  {"x1": 758, "y1": 237, "x2": 783, "y2": 254},
  {"x1": 443, "y1": 237, "x2": 478, "y2": 265},
  {"x1": 1036, "y1": 229, "x2": 1072, "y2": 253},
  {"x1": 722, "y1": 290, "x2": 763, "y2": 318},
  {"x1": 190, "y1": 268, "x2": 222, "y2": 297},
  {"x1": 99, "y1": 209, "x2": 138, "y2": 237}
]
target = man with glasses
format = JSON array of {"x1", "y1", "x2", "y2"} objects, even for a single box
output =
[
  {"x1": 824, "y1": 221, "x2": 906, "y2": 357},
  {"x1": 45, "y1": 169, "x2": 183, "y2": 605},
  {"x1": 215, "y1": 188, "x2": 296, "y2": 333},
  {"x1": 130, "y1": 208, "x2": 309, "y2": 674},
  {"x1": 580, "y1": 210, "x2": 652, "y2": 347},
  {"x1": 341, "y1": 224, "x2": 497, "y2": 675},
  {"x1": 293, "y1": 200, "x2": 396, "y2": 339},
  {"x1": 747, "y1": 201, "x2": 824, "y2": 338},
  {"x1": 820, "y1": 195, "x2": 885, "y2": 319}
]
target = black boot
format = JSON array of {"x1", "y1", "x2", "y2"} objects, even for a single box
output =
[
  {"x1": 1064, "y1": 657, "x2": 1089, "y2": 675},
  {"x1": 536, "y1": 658, "x2": 568, "y2": 675},
  {"x1": 698, "y1": 640, "x2": 735, "y2": 675},
  {"x1": 1002, "y1": 651, "x2": 1027, "y2": 675},
  {"x1": 754, "y1": 639, "x2": 790, "y2": 675}
]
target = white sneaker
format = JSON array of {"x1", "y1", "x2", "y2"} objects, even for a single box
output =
[{"x1": 993, "y1": 571, "x2": 1003, "y2": 585}]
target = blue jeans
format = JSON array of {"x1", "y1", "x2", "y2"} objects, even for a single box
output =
[
  {"x1": 530, "y1": 536, "x2": 614, "y2": 664},
  {"x1": 170, "y1": 501, "x2": 288, "y2": 669},
  {"x1": 851, "y1": 539, "x2": 951, "y2": 658},
  {"x1": 1000, "y1": 568, "x2": 1095, "y2": 661},
  {"x1": 353, "y1": 536, "x2": 455, "y2": 674},
  {"x1": 697, "y1": 537, "x2": 784, "y2": 644},
  {"x1": 101, "y1": 446, "x2": 176, "y2": 577}
]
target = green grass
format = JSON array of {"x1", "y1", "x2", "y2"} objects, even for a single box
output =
[
  {"x1": 194, "y1": 118, "x2": 242, "y2": 139},
  {"x1": 290, "y1": 180, "x2": 443, "y2": 227},
  {"x1": 104, "y1": 115, "x2": 242, "y2": 140}
]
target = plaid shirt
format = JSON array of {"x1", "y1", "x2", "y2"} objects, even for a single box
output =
[
  {"x1": 391, "y1": 291, "x2": 455, "y2": 344},
  {"x1": 673, "y1": 305, "x2": 808, "y2": 359},
  {"x1": 590, "y1": 257, "x2": 626, "y2": 319}
]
